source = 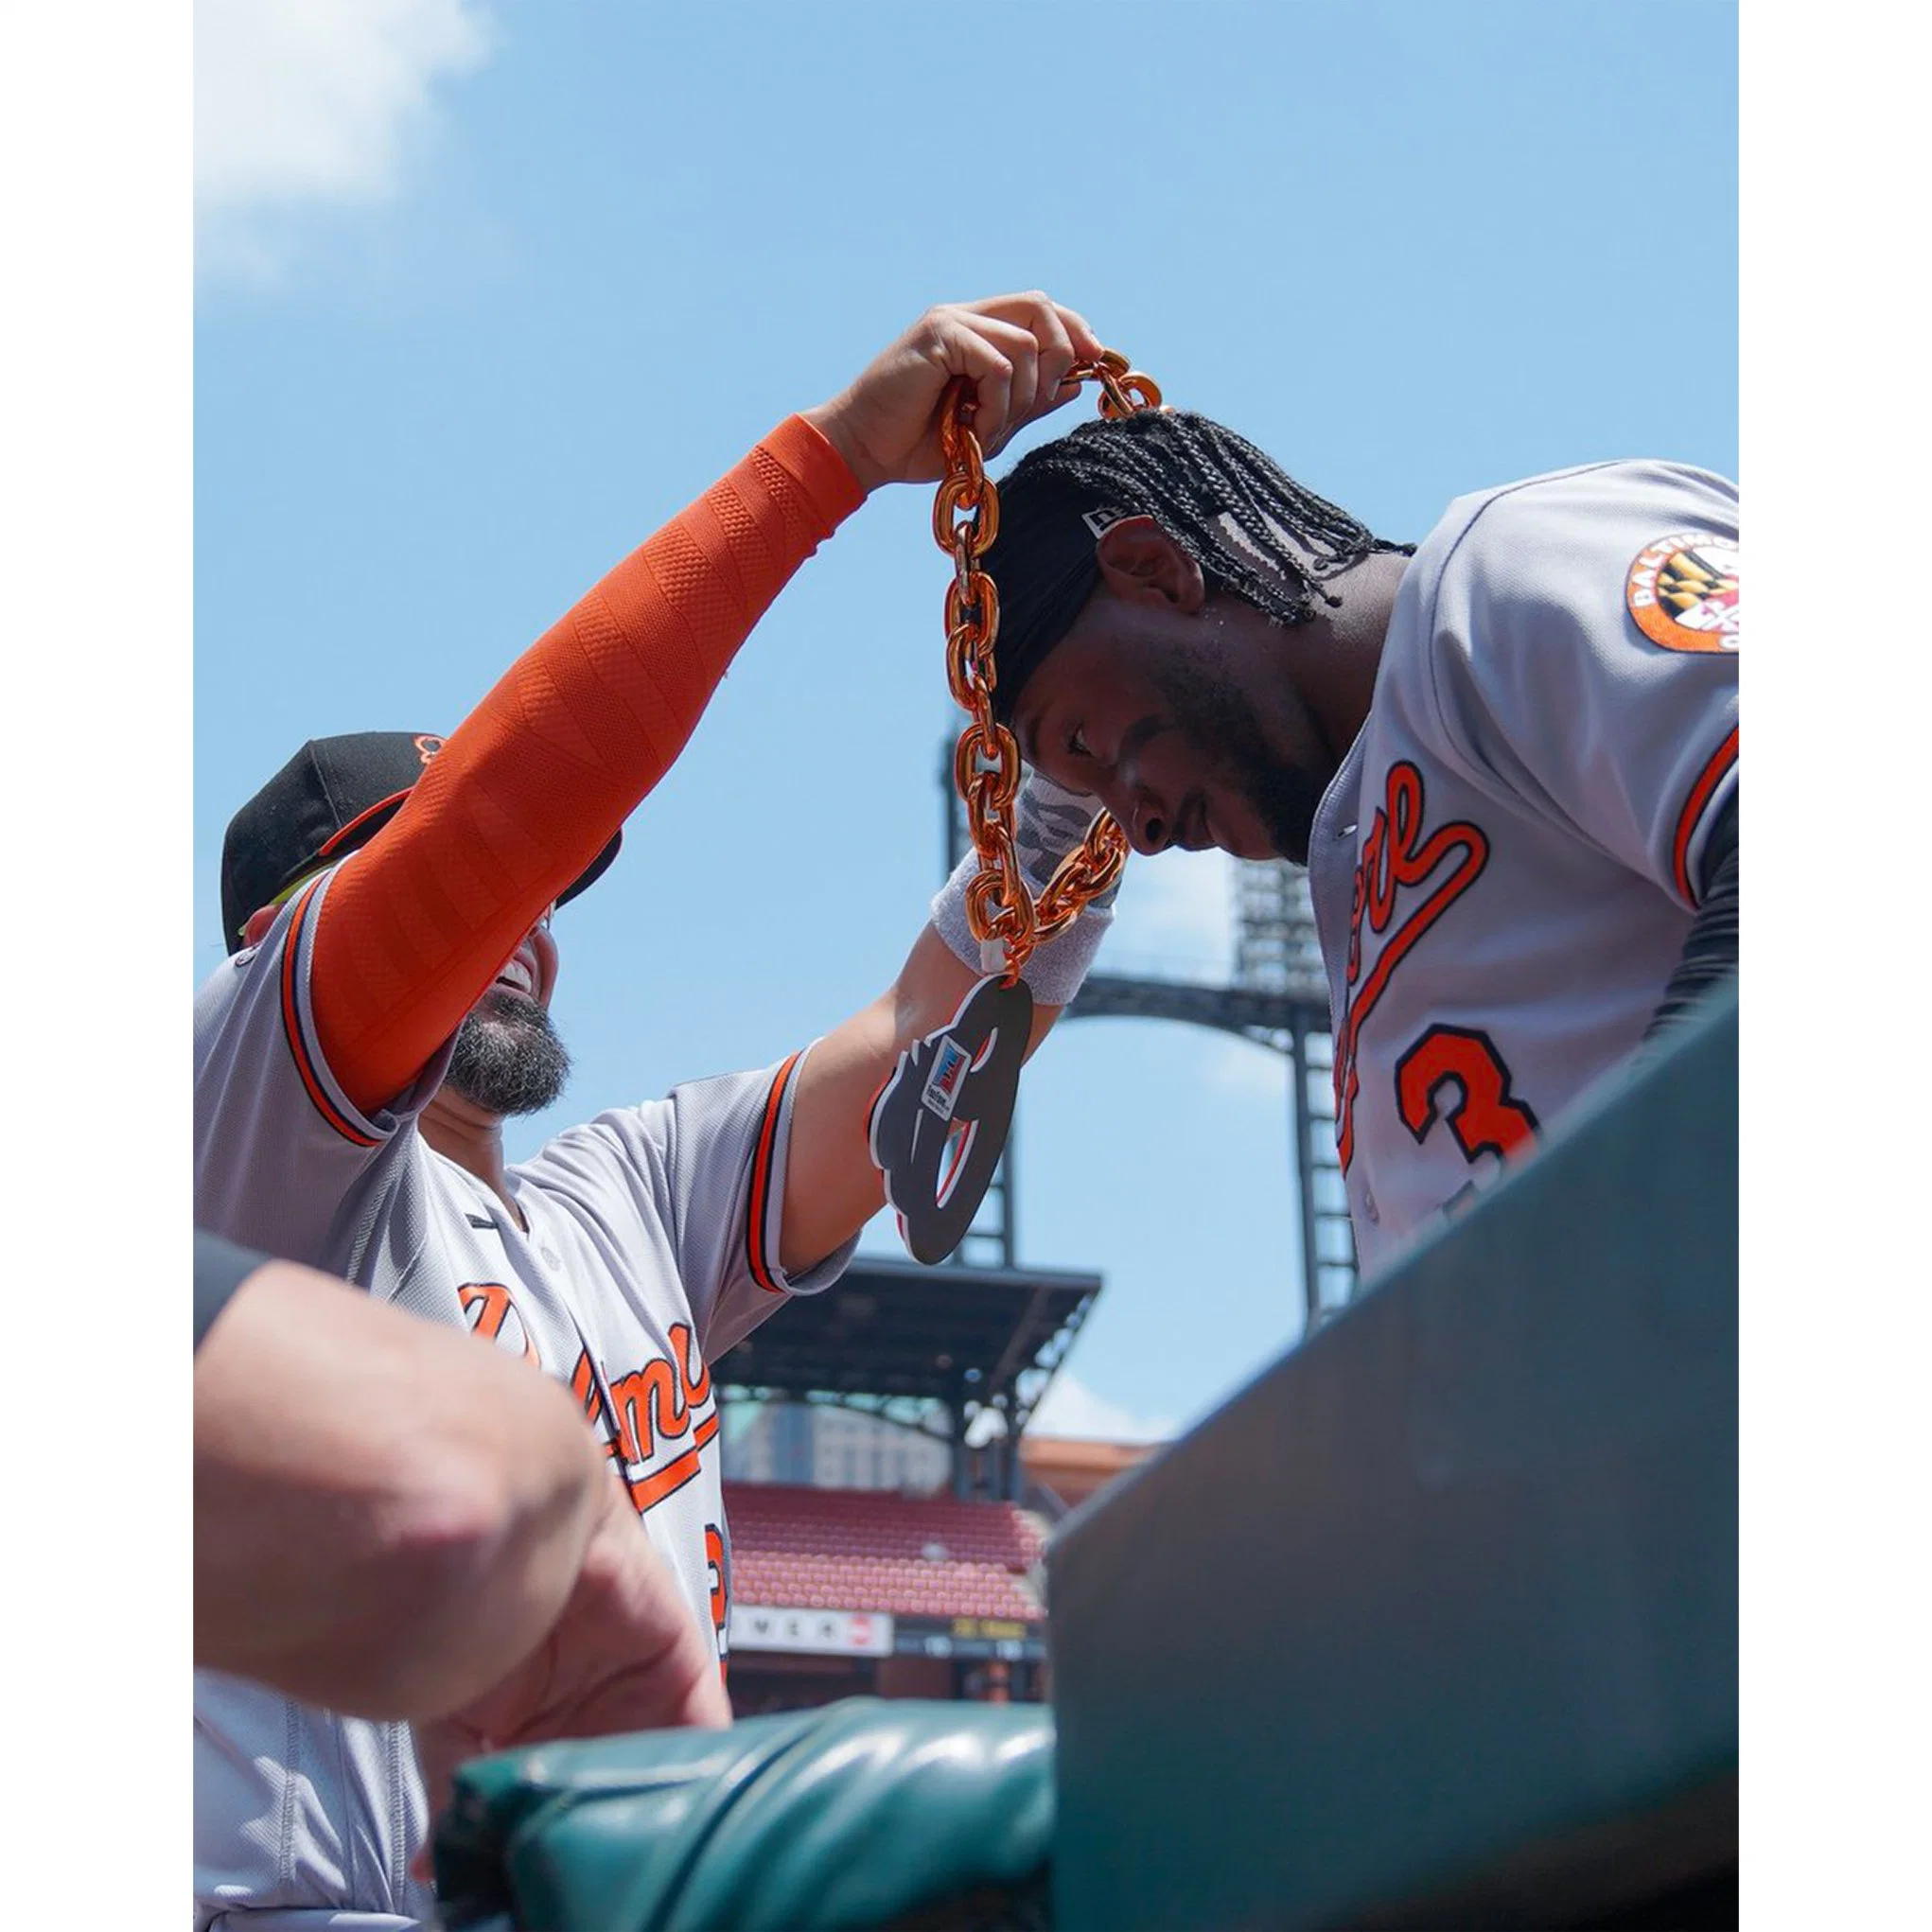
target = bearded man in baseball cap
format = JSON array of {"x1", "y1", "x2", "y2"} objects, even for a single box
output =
[{"x1": 194, "y1": 294, "x2": 1129, "y2": 1932}]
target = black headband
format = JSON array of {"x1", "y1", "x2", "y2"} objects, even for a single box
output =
[{"x1": 982, "y1": 474, "x2": 1127, "y2": 727}]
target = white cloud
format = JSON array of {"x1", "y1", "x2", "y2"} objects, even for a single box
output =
[
  {"x1": 196, "y1": 0, "x2": 493, "y2": 226},
  {"x1": 1027, "y1": 1372, "x2": 1175, "y2": 1445}
]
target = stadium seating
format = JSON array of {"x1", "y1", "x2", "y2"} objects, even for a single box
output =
[{"x1": 723, "y1": 1481, "x2": 1045, "y2": 1623}]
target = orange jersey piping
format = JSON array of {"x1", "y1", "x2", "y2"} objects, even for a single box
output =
[
  {"x1": 1673, "y1": 726, "x2": 1740, "y2": 905},
  {"x1": 746, "y1": 1051, "x2": 805, "y2": 1294},
  {"x1": 279, "y1": 877, "x2": 380, "y2": 1149}
]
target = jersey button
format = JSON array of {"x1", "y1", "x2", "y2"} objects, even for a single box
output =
[
  {"x1": 540, "y1": 1243, "x2": 561, "y2": 1266},
  {"x1": 1361, "y1": 1189, "x2": 1379, "y2": 1224}
]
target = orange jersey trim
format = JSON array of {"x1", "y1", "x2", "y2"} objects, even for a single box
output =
[
  {"x1": 746, "y1": 1051, "x2": 804, "y2": 1294},
  {"x1": 279, "y1": 878, "x2": 380, "y2": 1149},
  {"x1": 626, "y1": 1411, "x2": 721, "y2": 1514},
  {"x1": 1672, "y1": 727, "x2": 1739, "y2": 905}
]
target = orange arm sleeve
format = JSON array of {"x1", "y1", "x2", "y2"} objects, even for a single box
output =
[{"x1": 309, "y1": 414, "x2": 865, "y2": 1117}]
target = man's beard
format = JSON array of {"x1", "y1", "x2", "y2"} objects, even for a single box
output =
[
  {"x1": 443, "y1": 988, "x2": 572, "y2": 1117},
  {"x1": 1149, "y1": 647, "x2": 1327, "y2": 866}
]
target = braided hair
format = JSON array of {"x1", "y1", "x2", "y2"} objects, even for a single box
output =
[{"x1": 982, "y1": 409, "x2": 1414, "y2": 721}]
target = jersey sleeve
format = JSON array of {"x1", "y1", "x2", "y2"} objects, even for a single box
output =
[
  {"x1": 194, "y1": 861, "x2": 451, "y2": 1264},
  {"x1": 1415, "y1": 460, "x2": 1739, "y2": 908},
  {"x1": 309, "y1": 416, "x2": 866, "y2": 1118},
  {"x1": 520, "y1": 1045, "x2": 857, "y2": 1363}
]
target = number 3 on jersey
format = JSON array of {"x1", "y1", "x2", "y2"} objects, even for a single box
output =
[
  {"x1": 1396, "y1": 1025, "x2": 1539, "y2": 1165},
  {"x1": 705, "y1": 1522, "x2": 729, "y2": 1659}
]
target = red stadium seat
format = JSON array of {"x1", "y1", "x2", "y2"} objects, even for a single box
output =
[{"x1": 724, "y1": 1482, "x2": 1045, "y2": 1624}]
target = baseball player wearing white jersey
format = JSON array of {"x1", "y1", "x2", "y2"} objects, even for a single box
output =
[
  {"x1": 193, "y1": 295, "x2": 1125, "y2": 1930},
  {"x1": 977, "y1": 412, "x2": 1738, "y2": 1277}
]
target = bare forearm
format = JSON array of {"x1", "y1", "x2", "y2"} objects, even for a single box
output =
[
  {"x1": 194, "y1": 1259, "x2": 609, "y2": 1719},
  {"x1": 778, "y1": 927, "x2": 1061, "y2": 1273}
]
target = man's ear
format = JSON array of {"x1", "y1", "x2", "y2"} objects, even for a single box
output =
[
  {"x1": 240, "y1": 904, "x2": 280, "y2": 950},
  {"x1": 1094, "y1": 516, "x2": 1207, "y2": 614}
]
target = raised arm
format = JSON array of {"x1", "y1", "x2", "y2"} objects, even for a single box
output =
[{"x1": 305, "y1": 295, "x2": 1106, "y2": 1119}]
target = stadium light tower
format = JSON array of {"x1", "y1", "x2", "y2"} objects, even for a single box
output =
[{"x1": 939, "y1": 744, "x2": 1358, "y2": 1334}]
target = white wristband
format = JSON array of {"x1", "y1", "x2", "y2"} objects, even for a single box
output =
[{"x1": 929, "y1": 771, "x2": 1121, "y2": 1007}]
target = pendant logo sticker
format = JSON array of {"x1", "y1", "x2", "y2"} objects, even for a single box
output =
[
  {"x1": 921, "y1": 1039, "x2": 973, "y2": 1122},
  {"x1": 869, "y1": 975, "x2": 1032, "y2": 1265},
  {"x1": 1625, "y1": 533, "x2": 1738, "y2": 653}
]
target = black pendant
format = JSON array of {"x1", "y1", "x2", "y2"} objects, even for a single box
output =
[{"x1": 868, "y1": 975, "x2": 1033, "y2": 1265}]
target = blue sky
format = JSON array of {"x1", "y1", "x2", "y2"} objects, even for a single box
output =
[{"x1": 192, "y1": 0, "x2": 1738, "y2": 1442}]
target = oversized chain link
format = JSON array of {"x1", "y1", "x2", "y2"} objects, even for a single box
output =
[{"x1": 934, "y1": 349, "x2": 1164, "y2": 984}]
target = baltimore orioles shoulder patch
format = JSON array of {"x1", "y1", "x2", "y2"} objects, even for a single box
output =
[{"x1": 1625, "y1": 532, "x2": 1739, "y2": 654}]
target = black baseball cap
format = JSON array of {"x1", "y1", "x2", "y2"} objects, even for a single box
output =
[{"x1": 220, "y1": 730, "x2": 622, "y2": 953}]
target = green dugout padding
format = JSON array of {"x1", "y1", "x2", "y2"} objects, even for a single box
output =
[
  {"x1": 432, "y1": 1698, "x2": 1054, "y2": 1932},
  {"x1": 1048, "y1": 986, "x2": 1738, "y2": 1930}
]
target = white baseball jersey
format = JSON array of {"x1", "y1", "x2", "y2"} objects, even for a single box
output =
[
  {"x1": 1306, "y1": 459, "x2": 1738, "y2": 1280},
  {"x1": 193, "y1": 859, "x2": 853, "y2": 1929}
]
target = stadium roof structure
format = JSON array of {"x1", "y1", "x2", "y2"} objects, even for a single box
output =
[{"x1": 714, "y1": 1255, "x2": 1101, "y2": 1422}]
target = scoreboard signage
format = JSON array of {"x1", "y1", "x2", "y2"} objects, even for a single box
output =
[{"x1": 894, "y1": 1615, "x2": 1046, "y2": 1662}]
